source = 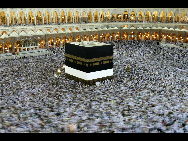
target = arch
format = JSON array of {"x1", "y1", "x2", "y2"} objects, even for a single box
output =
[
  {"x1": 44, "y1": 11, "x2": 51, "y2": 24},
  {"x1": 0, "y1": 43, "x2": 3, "y2": 54},
  {"x1": 82, "y1": 35, "x2": 88, "y2": 41},
  {"x1": 18, "y1": 11, "x2": 26, "y2": 25},
  {"x1": 0, "y1": 11, "x2": 7, "y2": 25},
  {"x1": 27, "y1": 11, "x2": 35, "y2": 25},
  {"x1": 48, "y1": 38, "x2": 54, "y2": 48},
  {"x1": 180, "y1": 26, "x2": 184, "y2": 29},
  {"x1": 166, "y1": 33, "x2": 171, "y2": 42},
  {"x1": 55, "y1": 37, "x2": 61, "y2": 47},
  {"x1": 111, "y1": 14, "x2": 115, "y2": 22},
  {"x1": 47, "y1": 29, "x2": 51, "y2": 33},
  {"x1": 144, "y1": 32, "x2": 151, "y2": 40},
  {"x1": 62, "y1": 36, "x2": 67, "y2": 45},
  {"x1": 76, "y1": 27, "x2": 79, "y2": 31},
  {"x1": 122, "y1": 32, "x2": 128, "y2": 40},
  {"x1": 69, "y1": 36, "x2": 74, "y2": 42},
  {"x1": 69, "y1": 27, "x2": 72, "y2": 31},
  {"x1": 81, "y1": 11, "x2": 87, "y2": 23},
  {"x1": 137, "y1": 32, "x2": 144, "y2": 41},
  {"x1": 123, "y1": 11, "x2": 129, "y2": 21},
  {"x1": 100, "y1": 11, "x2": 105, "y2": 22},
  {"x1": 4, "y1": 42, "x2": 12, "y2": 53},
  {"x1": 111, "y1": 32, "x2": 116, "y2": 41},
  {"x1": 152, "y1": 11, "x2": 158, "y2": 22},
  {"x1": 39, "y1": 28, "x2": 44, "y2": 32},
  {"x1": 185, "y1": 35, "x2": 188, "y2": 43},
  {"x1": 54, "y1": 28, "x2": 58, "y2": 33},
  {"x1": 116, "y1": 14, "x2": 121, "y2": 22},
  {"x1": 129, "y1": 31, "x2": 136, "y2": 40},
  {"x1": 152, "y1": 32, "x2": 159, "y2": 41},
  {"x1": 1, "y1": 31, "x2": 7, "y2": 35},
  {"x1": 181, "y1": 11, "x2": 186, "y2": 23},
  {"x1": 60, "y1": 11, "x2": 66, "y2": 23},
  {"x1": 23, "y1": 39, "x2": 30, "y2": 48},
  {"x1": 94, "y1": 11, "x2": 99, "y2": 22},
  {"x1": 172, "y1": 34, "x2": 178, "y2": 43},
  {"x1": 39, "y1": 38, "x2": 45, "y2": 49},
  {"x1": 130, "y1": 11, "x2": 136, "y2": 22},
  {"x1": 94, "y1": 34, "x2": 99, "y2": 42},
  {"x1": 11, "y1": 30, "x2": 17, "y2": 34},
  {"x1": 20, "y1": 30, "x2": 26, "y2": 34},
  {"x1": 9, "y1": 11, "x2": 17, "y2": 25},
  {"x1": 29, "y1": 29, "x2": 35, "y2": 34},
  {"x1": 88, "y1": 34, "x2": 94, "y2": 41},
  {"x1": 52, "y1": 11, "x2": 59, "y2": 24},
  {"x1": 160, "y1": 32, "x2": 165, "y2": 41},
  {"x1": 175, "y1": 14, "x2": 180, "y2": 22},
  {"x1": 74, "y1": 11, "x2": 80, "y2": 23},
  {"x1": 130, "y1": 25, "x2": 135, "y2": 28},
  {"x1": 14, "y1": 41, "x2": 22, "y2": 52},
  {"x1": 100, "y1": 33, "x2": 105, "y2": 42},
  {"x1": 116, "y1": 32, "x2": 120, "y2": 40},
  {"x1": 160, "y1": 11, "x2": 166, "y2": 22},
  {"x1": 36, "y1": 11, "x2": 43, "y2": 25},
  {"x1": 67, "y1": 11, "x2": 73, "y2": 23},
  {"x1": 88, "y1": 11, "x2": 93, "y2": 22},
  {"x1": 145, "y1": 11, "x2": 151, "y2": 22},
  {"x1": 167, "y1": 11, "x2": 173, "y2": 22},
  {"x1": 105, "y1": 33, "x2": 111, "y2": 41},
  {"x1": 31, "y1": 38, "x2": 38, "y2": 51},
  {"x1": 31, "y1": 38, "x2": 38, "y2": 47},
  {"x1": 106, "y1": 11, "x2": 111, "y2": 22},
  {"x1": 178, "y1": 34, "x2": 184, "y2": 42},
  {"x1": 138, "y1": 11, "x2": 144, "y2": 22},
  {"x1": 76, "y1": 35, "x2": 81, "y2": 42}
]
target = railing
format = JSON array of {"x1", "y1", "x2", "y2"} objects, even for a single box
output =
[
  {"x1": 0, "y1": 20, "x2": 188, "y2": 28},
  {"x1": 0, "y1": 21, "x2": 187, "y2": 38}
]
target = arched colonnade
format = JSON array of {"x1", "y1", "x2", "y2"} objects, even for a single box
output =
[
  {"x1": 0, "y1": 9, "x2": 188, "y2": 26},
  {"x1": 0, "y1": 30, "x2": 187, "y2": 54}
]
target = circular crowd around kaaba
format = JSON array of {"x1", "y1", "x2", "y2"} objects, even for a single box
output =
[{"x1": 0, "y1": 40, "x2": 188, "y2": 133}]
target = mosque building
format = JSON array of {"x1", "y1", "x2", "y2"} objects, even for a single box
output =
[
  {"x1": 0, "y1": 8, "x2": 188, "y2": 54},
  {"x1": 0, "y1": 8, "x2": 188, "y2": 133}
]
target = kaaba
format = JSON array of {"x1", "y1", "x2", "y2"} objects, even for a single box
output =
[{"x1": 65, "y1": 41, "x2": 113, "y2": 85}]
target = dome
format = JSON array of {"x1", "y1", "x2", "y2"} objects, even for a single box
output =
[
  {"x1": 19, "y1": 31, "x2": 27, "y2": 36},
  {"x1": 28, "y1": 30, "x2": 35, "y2": 36},
  {"x1": 0, "y1": 33, "x2": 8, "y2": 39},
  {"x1": 35, "y1": 29, "x2": 45, "y2": 35},
  {"x1": 10, "y1": 31, "x2": 19, "y2": 37}
]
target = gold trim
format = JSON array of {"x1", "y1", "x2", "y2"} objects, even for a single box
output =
[
  {"x1": 103, "y1": 60, "x2": 109, "y2": 64},
  {"x1": 69, "y1": 58, "x2": 74, "y2": 62},
  {"x1": 66, "y1": 57, "x2": 112, "y2": 66},
  {"x1": 77, "y1": 61, "x2": 82, "y2": 65},
  {"x1": 93, "y1": 62, "x2": 100, "y2": 66},
  {"x1": 65, "y1": 53, "x2": 113, "y2": 62},
  {"x1": 66, "y1": 73, "x2": 113, "y2": 85}
]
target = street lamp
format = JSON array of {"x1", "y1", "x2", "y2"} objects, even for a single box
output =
[
  {"x1": 57, "y1": 68, "x2": 61, "y2": 73},
  {"x1": 62, "y1": 65, "x2": 66, "y2": 69},
  {"x1": 54, "y1": 68, "x2": 62, "y2": 78}
]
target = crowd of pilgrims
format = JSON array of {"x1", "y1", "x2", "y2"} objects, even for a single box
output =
[{"x1": 0, "y1": 39, "x2": 188, "y2": 133}]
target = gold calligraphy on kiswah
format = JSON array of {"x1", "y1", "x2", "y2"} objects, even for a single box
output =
[
  {"x1": 103, "y1": 60, "x2": 109, "y2": 64},
  {"x1": 65, "y1": 53, "x2": 113, "y2": 62},
  {"x1": 77, "y1": 61, "x2": 82, "y2": 65},
  {"x1": 93, "y1": 62, "x2": 100, "y2": 66}
]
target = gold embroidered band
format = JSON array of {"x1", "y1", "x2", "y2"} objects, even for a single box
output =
[{"x1": 65, "y1": 53, "x2": 113, "y2": 63}]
